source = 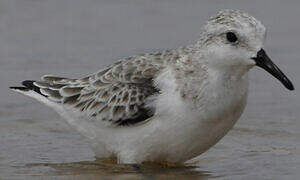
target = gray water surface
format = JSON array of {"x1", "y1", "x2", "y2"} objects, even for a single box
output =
[{"x1": 0, "y1": 0, "x2": 299, "y2": 179}]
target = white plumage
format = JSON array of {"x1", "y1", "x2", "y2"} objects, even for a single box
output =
[{"x1": 10, "y1": 10, "x2": 294, "y2": 164}]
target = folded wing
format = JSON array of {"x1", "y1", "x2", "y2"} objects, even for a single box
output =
[{"x1": 29, "y1": 54, "x2": 170, "y2": 126}]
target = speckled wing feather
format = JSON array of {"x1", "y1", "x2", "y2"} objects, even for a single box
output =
[{"x1": 30, "y1": 51, "x2": 178, "y2": 126}]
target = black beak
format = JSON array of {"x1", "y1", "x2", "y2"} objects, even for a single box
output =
[{"x1": 252, "y1": 49, "x2": 294, "y2": 91}]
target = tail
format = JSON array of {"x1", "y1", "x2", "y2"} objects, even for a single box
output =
[
  {"x1": 10, "y1": 80, "x2": 53, "y2": 106},
  {"x1": 10, "y1": 76, "x2": 87, "y2": 109},
  {"x1": 10, "y1": 80, "x2": 45, "y2": 96}
]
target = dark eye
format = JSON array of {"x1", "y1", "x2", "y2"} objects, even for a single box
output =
[{"x1": 226, "y1": 32, "x2": 238, "y2": 43}]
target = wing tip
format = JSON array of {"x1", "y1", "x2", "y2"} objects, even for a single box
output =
[
  {"x1": 10, "y1": 80, "x2": 47, "y2": 97},
  {"x1": 9, "y1": 86, "x2": 30, "y2": 91}
]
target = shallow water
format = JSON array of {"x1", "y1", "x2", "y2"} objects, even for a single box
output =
[{"x1": 0, "y1": 0, "x2": 300, "y2": 179}]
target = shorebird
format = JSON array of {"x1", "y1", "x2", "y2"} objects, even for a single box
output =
[{"x1": 10, "y1": 10, "x2": 294, "y2": 164}]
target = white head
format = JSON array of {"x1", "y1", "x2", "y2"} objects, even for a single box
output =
[
  {"x1": 198, "y1": 10, "x2": 265, "y2": 69},
  {"x1": 196, "y1": 10, "x2": 293, "y2": 90}
]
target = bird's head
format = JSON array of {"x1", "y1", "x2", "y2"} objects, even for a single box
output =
[{"x1": 197, "y1": 9, "x2": 294, "y2": 90}]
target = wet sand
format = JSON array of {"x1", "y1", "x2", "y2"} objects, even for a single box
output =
[{"x1": 0, "y1": 0, "x2": 299, "y2": 179}]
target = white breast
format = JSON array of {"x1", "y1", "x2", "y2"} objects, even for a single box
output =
[{"x1": 144, "y1": 66, "x2": 249, "y2": 162}]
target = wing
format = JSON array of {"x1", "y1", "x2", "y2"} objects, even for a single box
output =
[{"x1": 26, "y1": 51, "x2": 176, "y2": 126}]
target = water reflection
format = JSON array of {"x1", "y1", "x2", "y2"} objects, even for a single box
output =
[{"x1": 20, "y1": 159, "x2": 211, "y2": 179}]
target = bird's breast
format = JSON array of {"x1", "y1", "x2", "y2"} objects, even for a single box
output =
[
  {"x1": 195, "y1": 73, "x2": 249, "y2": 122},
  {"x1": 142, "y1": 69, "x2": 249, "y2": 162}
]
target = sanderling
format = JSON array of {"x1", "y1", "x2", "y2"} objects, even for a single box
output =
[{"x1": 10, "y1": 10, "x2": 294, "y2": 164}]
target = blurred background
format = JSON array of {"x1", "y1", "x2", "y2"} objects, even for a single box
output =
[{"x1": 0, "y1": 0, "x2": 299, "y2": 179}]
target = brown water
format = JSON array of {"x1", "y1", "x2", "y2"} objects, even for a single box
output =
[{"x1": 0, "y1": 0, "x2": 299, "y2": 179}]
